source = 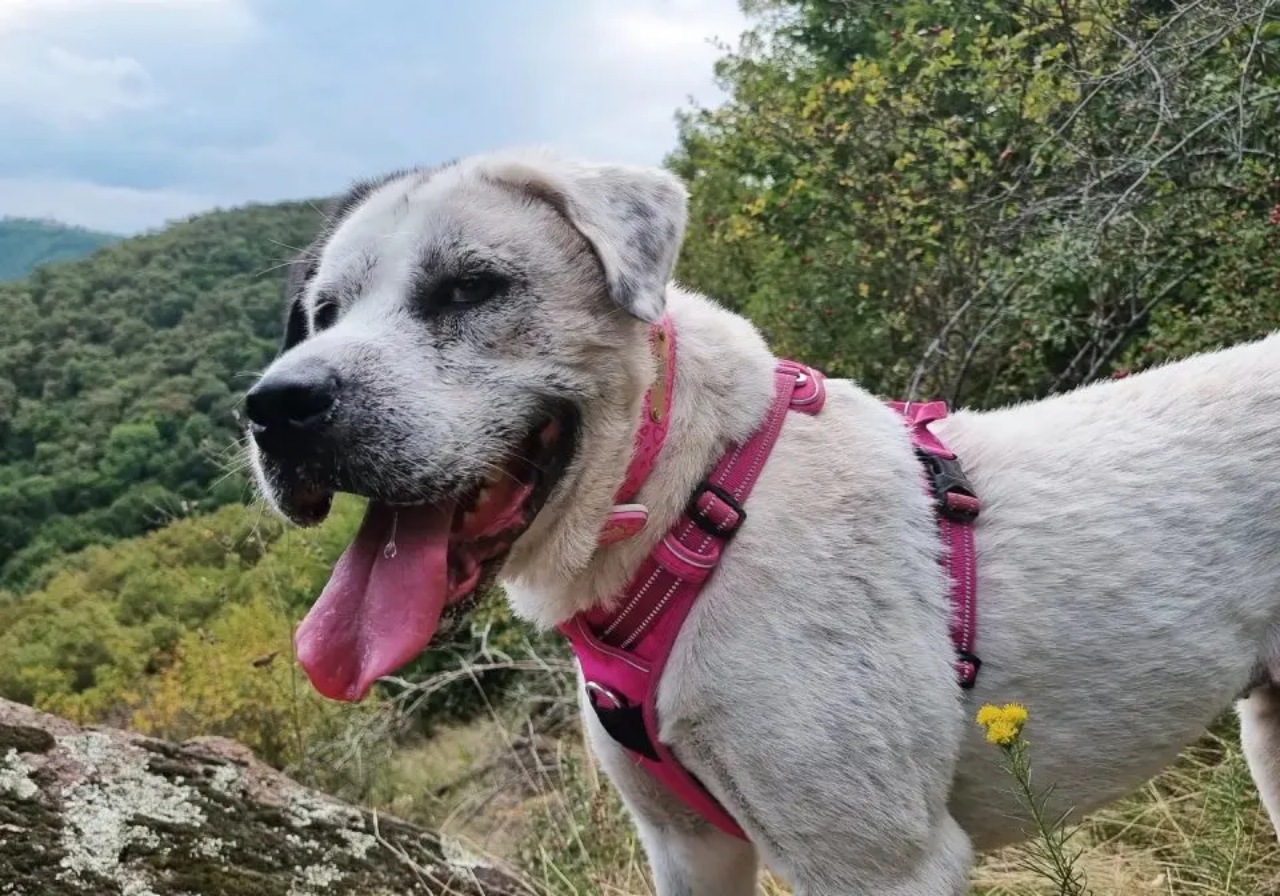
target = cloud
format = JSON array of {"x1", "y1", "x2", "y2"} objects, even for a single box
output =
[
  {"x1": 600, "y1": 1, "x2": 741, "y2": 57},
  {"x1": 0, "y1": 47, "x2": 158, "y2": 127},
  {"x1": 0, "y1": 0, "x2": 259, "y2": 131},
  {"x1": 0, "y1": 0, "x2": 258, "y2": 39},
  {"x1": 0, "y1": 0, "x2": 748, "y2": 233},
  {"x1": 0, "y1": 176, "x2": 219, "y2": 233},
  {"x1": 529, "y1": 0, "x2": 745, "y2": 164}
]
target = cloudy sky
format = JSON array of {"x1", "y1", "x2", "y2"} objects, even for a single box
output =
[{"x1": 0, "y1": 0, "x2": 748, "y2": 234}]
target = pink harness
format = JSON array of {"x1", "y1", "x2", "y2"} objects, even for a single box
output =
[{"x1": 559, "y1": 317, "x2": 981, "y2": 839}]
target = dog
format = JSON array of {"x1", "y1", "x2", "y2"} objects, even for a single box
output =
[{"x1": 245, "y1": 148, "x2": 1280, "y2": 895}]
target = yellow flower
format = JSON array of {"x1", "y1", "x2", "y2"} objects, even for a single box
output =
[
  {"x1": 975, "y1": 705, "x2": 1003, "y2": 727},
  {"x1": 984, "y1": 719, "x2": 1019, "y2": 746},
  {"x1": 976, "y1": 703, "x2": 1029, "y2": 746},
  {"x1": 1002, "y1": 703, "x2": 1029, "y2": 726}
]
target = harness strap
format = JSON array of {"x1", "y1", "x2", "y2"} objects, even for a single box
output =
[
  {"x1": 563, "y1": 360, "x2": 825, "y2": 839},
  {"x1": 564, "y1": 360, "x2": 982, "y2": 842},
  {"x1": 887, "y1": 401, "x2": 982, "y2": 688},
  {"x1": 596, "y1": 360, "x2": 821, "y2": 650}
]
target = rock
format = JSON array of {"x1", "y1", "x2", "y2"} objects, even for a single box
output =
[{"x1": 0, "y1": 699, "x2": 531, "y2": 895}]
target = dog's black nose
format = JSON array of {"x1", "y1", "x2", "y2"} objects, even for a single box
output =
[{"x1": 246, "y1": 365, "x2": 339, "y2": 453}]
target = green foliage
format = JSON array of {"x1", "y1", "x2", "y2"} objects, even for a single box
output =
[
  {"x1": 0, "y1": 202, "x2": 324, "y2": 590},
  {"x1": 672, "y1": 0, "x2": 1280, "y2": 406},
  {"x1": 0, "y1": 217, "x2": 118, "y2": 282},
  {"x1": 0, "y1": 493, "x2": 540, "y2": 778},
  {"x1": 0, "y1": 502, "x2": 293, "y2": 716}
]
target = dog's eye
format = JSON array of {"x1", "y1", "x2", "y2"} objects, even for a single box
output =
[
  {"x1": 445, "y1": 274, "x2": 507, "y2": 307},
  {"x1": 313, "y1": 301, "x2": 339, "y2": 332}
]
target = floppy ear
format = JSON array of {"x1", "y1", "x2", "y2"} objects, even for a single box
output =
[{"x1": 483, "y1": 154, "x2": 689, "y2": 322}]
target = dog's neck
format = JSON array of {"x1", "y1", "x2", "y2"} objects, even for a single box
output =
[{"x1": 502, "y1": 287, "x2": 778, "y2": 627}]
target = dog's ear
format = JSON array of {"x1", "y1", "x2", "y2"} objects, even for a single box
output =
[{"x1": 483, "y1": 155, "x2": 688, "y2": 323}]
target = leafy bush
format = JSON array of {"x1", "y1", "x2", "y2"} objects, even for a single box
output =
[{"x1": 672, "y1": 0, "x2": 1280, "y2": 406}]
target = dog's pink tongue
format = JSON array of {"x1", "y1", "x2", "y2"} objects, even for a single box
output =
[{"x1": 295, "y1": 501, "x2": 453, "y2": 702}]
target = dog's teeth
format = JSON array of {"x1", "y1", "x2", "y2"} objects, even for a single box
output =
[{"x1": 462, "y1": 510, "x2": 478, "y2": 530}]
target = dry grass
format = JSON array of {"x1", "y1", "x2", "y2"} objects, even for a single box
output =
[{"x1": 358, "y1": 660, "x2": 1280, "y2": 896}]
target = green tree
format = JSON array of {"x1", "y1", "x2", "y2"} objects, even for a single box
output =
[{"x1": 672, "y1": 0, "x2": 1280, "y2": 405}]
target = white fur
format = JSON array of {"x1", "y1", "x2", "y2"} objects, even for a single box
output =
[
  {"x1": 251, "y1": 149, "x2": 1280, "y2": 895},
  {"x1": 542, "y1": 289, "x2": 1280, "y2": 896}
]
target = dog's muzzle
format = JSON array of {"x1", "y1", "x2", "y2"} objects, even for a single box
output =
[{"x1": 245, "y1": 361, "x2": 341, "y2": 459}]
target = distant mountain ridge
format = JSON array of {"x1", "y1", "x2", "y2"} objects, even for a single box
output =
[{"x1": 0, "y1": 217, "x2": 121, "y2": 281}]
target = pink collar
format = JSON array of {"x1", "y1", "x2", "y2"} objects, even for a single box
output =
[{"x1": 597, "y1": 316, "x2": 677, "y2": 547}]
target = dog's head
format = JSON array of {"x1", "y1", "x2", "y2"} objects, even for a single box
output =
[{"x1": 245, "y1": 149, "x2": 688, "y2": 701}]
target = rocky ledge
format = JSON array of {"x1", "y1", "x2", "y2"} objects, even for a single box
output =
[{"x1": 0, "y1": 699, "x2": 530, "y2": 895}]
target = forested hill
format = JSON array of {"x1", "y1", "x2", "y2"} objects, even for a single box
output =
[
  {"x1": 0, "y1": 202, "x2": 324, "y2": 590},
  {"x1": 0, "y1": 218, "x2": 120, "y2": 281}
]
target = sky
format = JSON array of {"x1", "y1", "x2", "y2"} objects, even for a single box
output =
[{"x1": 0, "y1": 0, "x2": 749, "y2": 234}]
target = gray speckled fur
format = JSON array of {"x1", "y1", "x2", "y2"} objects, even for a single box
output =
[{"x1": 250, "y1": 148, "x2": 1280, "y2": 895}]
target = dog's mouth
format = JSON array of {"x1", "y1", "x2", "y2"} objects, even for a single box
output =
[{"x1": 292, "y1": 409, "x2": 578, "y2": 703}]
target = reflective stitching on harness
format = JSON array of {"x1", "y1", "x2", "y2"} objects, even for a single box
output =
[
  {"x1": 660, "y1": 536, "x2": 719, "y2": 568},
  {"x1": 619, "y1": 582, "x2": 680, "y2": 649},
  {"x1": 574, "y1": 618, "x2": 648, "y2": 672},
  {"x1": 601, "y1": 568, "x2": 662, "y2": 639}
]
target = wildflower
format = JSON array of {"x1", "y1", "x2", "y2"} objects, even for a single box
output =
[
  {"x1": 984, "y1": 719, "x2": 1019, "y2": 746},
  {"x1": 975, "y1": 704, "x2": 1003, "y2": 727},
  {"x1": 976, "y1": 702, "x2": 1028, "y2": 746},
  {"x1": 1001, "y1": 703, "x2": 1029, "y2": 726},
  {"x1": 977, "y1": 702, "x2": 1087, "y2": 893}
]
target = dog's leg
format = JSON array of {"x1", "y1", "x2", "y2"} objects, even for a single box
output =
[
  {"x1": 637, "y1": 820, "x2": 761, "y2": 896},
  {"x1": 578, "y1": 688, "x2": 760, "y2": 895},
  {"x1": 775, "y1": 813, "x2": 971, "y2": 896},
  {"x1": 1239, "y1": 681, "x2": 1280, "y2": 839}
]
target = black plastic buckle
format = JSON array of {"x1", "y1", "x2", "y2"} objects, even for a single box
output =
[
  {"x1": 955, "y1": 648, "x2": 983, "y2": 689},
  {"x1": 686, "y1": 481, "x2": 747, "y2": 538},
  {"x1": 915, "y1": 449, "x2": 980, "y2": 523}
]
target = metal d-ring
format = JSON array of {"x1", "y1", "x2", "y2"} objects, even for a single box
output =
[{"x1": 584, "y1": 681, "x2": 625, "y2": 709}]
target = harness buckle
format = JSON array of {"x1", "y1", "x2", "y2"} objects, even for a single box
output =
[
  {"x1": 686, "y1": 481, "x2": 747, "y2": 538},
  {"x1": 585, "y1": 682, "x2": 660, "y2": 761},
  {"x1": 915, "y1": 449, "x2": 980, "y2": 524},
  {"x1": 955, "y1": 648, "x2": 982, "y2": 689}
]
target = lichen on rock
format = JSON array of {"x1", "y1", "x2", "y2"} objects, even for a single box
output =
[
  {"x1": 57, "y1": 732, "x2": 208, "y2": 887},
  {"x1": 0, "y1": 698, "x2": 530, "y2": 896},
  {"x1": 0, "y1": 749, "x2": 38, "y2": 802}
]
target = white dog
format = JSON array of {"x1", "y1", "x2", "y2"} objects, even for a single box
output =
[{"x1": 245, "y1": 148, "x2": 1280, "y2": 895}]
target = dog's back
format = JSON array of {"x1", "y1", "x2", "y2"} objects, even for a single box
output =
[{"x1": 934, "y1": 331, "x2": 1280, "y2": 844}]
